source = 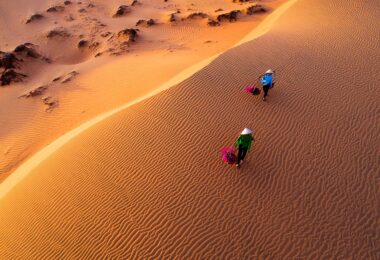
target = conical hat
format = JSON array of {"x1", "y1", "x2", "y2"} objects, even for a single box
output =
[
  {"x1": 241, "y1": 128, "x2": 252, "y2": 135},
  {"x1": 265, "y1": 69, "x2": 273, "y2": 74}
]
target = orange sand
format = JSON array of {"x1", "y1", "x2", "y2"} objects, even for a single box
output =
[
  {"x1": 0, "y1": 0, "x2": 285, "y2": 181},
  {"x1": 1, "y1": 0, "x2": 379, "y2": 258}
]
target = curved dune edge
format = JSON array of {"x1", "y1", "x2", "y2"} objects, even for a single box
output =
[{"x1": 0, "y1": 0, "x2": 297, "y2": 200}]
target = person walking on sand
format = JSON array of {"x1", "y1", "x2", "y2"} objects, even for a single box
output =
[
  {"x1": 260, "y1": 69, "x2": 275, "y2": 101},
  {"x1": 235, "y1": 128, "x2": 254, "y2": 167}
]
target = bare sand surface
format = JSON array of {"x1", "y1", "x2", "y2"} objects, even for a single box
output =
[
  {"x1": 0, "y1": 0, "x2": 284, "y2": 182},
  {"x1": 1, "y1": 0, "x2": 379, "y2": 258}
]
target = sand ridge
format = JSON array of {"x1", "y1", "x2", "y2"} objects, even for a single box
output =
[{"x1": 0, "y1": 0, "x2": 379, "y2": 258}]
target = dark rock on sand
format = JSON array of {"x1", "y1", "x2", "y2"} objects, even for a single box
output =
[
  {"x1": 131, "y1": 0, "x2": 140, "y2": 6},
  {"x1": 52, "y1": 76, "x2": 62, "y2": 82},
  {"x1": 46, "y1": 6, "x2": 65, "y2": 13},
  {"x1": 62, "y1": 71, "x2": 79, "y2": 83},
  {"x1": 14, "y1": 43, "x2": 40, "y2": 58},
  {"x1": 117, "y1": 28, "x2": 138, "y2": 42},
  {"x1": 89, "y1": 42, "x2": 100, "y2": 49},
  {"x1": 0, "y1": 53, "x2": 18, "y2": 69},
  {"x1": 113, "y1": 5, "x2": 130, "y2": 17},
  {"x1": 0, "y1": 69, "x2": 26, "y2": 86},
  {"x1": 23, "y1": 85, "x2": 48, "y2": 97},
  {"x1": 26, "y1": 13, "x2": 44, "y2": 24},
  {"x1": 136, "y1": 19, "x2": 155, "y2": 27},
  {"x1": 217, "y1": 10, "x2": 241, "y2": 22},
  {"x1": 169, "y1": 13, "x2": 176, "y2": 22},
  {"x1": 207, "y1": 19, "x2": 220, "y2": 26},
  {"x1": 78, "y1": 40, "x2": 89, "y2": 48},
  {"x1": 186, "y1": 12, "x2": 208, "y2": 19},
  {"x1": 64, "y1": 1, "x2": 72, "y2": 5},
  {"x1": 42, "y1": 96, "x2": 58, "y2": 112},
  {"x1": 47, "y1": 28, "x2": 71, "y2": 38},
  {"x1": 101, "y1": 32, "x2": 112, "y2": 38},
  {"x1": 246, "y1": 4, "x2": 266, "y2": 15},
  {"x1": 0, "y1": 44, "x2": 47, "y2": 86},
  {"x1": 14, "y1": 45, "x2": 27, "y2": 53}
]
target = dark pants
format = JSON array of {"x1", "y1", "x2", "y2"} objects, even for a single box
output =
[
  {"x1": 237, "y1": 145, "x2": 248, "y2": 165},
  {"x1": 263, "y1": 84, "x2": 270, "y2": 98}
]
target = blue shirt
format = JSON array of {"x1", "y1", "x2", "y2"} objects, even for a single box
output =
[{"x1": 261, "y1": 74, "x2": 273, "y2": 87}]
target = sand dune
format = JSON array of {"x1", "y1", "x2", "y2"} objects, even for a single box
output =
[
  {"x1": 0, "y1": 0, "x2": 283, "y2": 181},
  {"x1": 0, "y1": 0, "x2": 297, "y2": 199},
  {"x1": 0, "y1": 0, "x2": 379, "y2": 258}
]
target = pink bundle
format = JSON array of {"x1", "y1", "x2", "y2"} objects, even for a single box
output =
[
  {"x1": 220, "y1": 146, "x2": 237, "y2": 165},
  {"x1": 244, "y1": 85, "x2": 261, "y2": 95},
  {"x1": 244, "y1": 86, "x2": 255, "y2": 93}
]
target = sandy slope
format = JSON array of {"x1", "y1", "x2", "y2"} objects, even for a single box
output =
[
  {"x1": 1, "y1": 0, "x2": 379, "y2": 258},
  {"x1": 0, "y1": 0, "x2": 284, "y2": 181}
]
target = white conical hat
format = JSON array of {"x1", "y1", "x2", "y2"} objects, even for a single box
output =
[
  {"x1": 241, "y1": 128, "x2": 252, "y2": 135},
  {"x1": 265, "y1": 69, "x2": 273, "y2": 74}
]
